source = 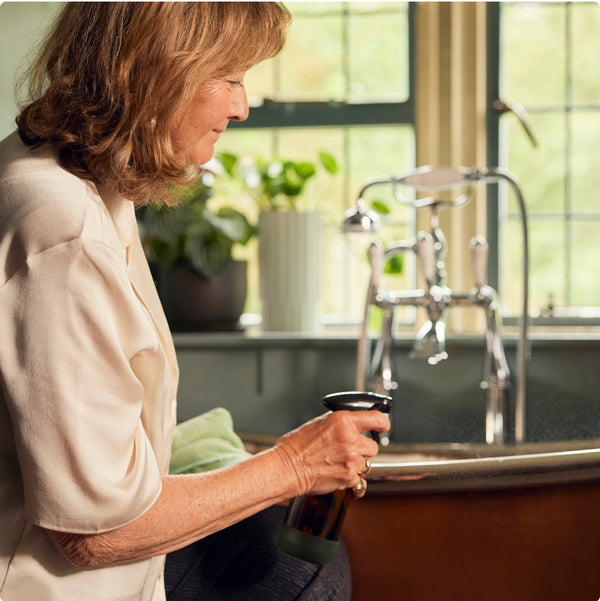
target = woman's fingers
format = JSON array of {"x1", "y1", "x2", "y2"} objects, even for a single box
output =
[
  {"x1": 345, "y1": 409, "x2": 391, "y2": 436},
  {"x1": 274, "y1": 409, "x2": 391, "y2": 497}
]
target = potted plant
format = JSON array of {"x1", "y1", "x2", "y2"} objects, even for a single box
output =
[
  {"x1": 219, "y1": 151, "x2": 338, "y2": 334},
  {"x1": 137, "y1": 165, "x2": 256, "y2": 332}
]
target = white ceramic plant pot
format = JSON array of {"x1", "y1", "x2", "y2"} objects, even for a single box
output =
[{"x1": 259, "y1": 210, "x2": 322, "y2": 333}]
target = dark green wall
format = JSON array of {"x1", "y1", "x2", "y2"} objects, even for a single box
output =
[{"x1": 174, "y1": 335, "x2": 600, "y2": 445}]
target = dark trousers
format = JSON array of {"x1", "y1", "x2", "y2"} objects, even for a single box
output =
[{"x1": 164, "y1": 505, "x2": 352, "y2": 601}]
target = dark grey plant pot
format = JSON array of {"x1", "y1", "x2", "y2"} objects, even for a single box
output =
[{"x1": 159, "y1": 260, "x2": 247, "y2": 332}]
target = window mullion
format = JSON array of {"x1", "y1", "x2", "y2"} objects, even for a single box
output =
[
  {"x1": 229, "y1": 101, "x2": 414, "y2": 130},
  {"x1": 564, "y1": 1, "x2": 572, "y2": 306}
]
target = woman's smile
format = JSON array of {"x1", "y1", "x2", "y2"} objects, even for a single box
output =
[{"x1": 170, "y1": 73, "x2": 249, "y2": 166}]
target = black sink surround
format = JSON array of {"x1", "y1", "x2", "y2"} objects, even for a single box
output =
[{"x1": 174, "y1": 333, "x2": 600, "y2": 446}]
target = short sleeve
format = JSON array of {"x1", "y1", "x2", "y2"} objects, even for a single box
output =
[{"x1": 0, "y1": 237, "x2": 165, "y2": 533}]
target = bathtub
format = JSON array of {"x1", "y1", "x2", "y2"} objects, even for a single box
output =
[{"x1": 342, "y1": 439, "x2": 600, "y2": 601}]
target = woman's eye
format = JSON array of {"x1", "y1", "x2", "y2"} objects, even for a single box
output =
[{"x1": 227, "y1": 80, "x2": 244, "y2": 88}]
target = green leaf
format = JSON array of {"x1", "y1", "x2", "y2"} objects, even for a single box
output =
[
  {"x1": 318, "y1": 151, "x2": 338, "y2": 174},
  {"x1": 384, "y1": 254, "x2": 404, "y2": 275},
  {"x1": 184, "y1": 229, "x2": 233, "y2": 279},
  {"x1": 371, "y1": 199, "x2": 391, "y2": 215},
  {"x1": 216, "y1": 151, "x2": 237, "y2": 176},
  {"x1": 292, "y1": 161, "x2": 317, "y2": 180},
  {"x1": 282, "y1": 179, "x2": 303, "y2": 197},
  {"x1": 214, "y1": 208, "x2": 256, "y2": 245}
]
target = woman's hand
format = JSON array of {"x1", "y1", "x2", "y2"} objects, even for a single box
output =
[{"x1": 272, "y1": 410, "x2": 390, "y2": 498}]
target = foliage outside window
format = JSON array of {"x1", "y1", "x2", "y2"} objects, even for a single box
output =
[{"x1": 496, "y1": 1, "x2": 600, "y2": 322}]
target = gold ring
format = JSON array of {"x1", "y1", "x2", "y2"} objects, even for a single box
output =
[
  {"x1": 358, "y1": 457, "x2": 371, "y2": 477},
  {"x1": 352, "y1": 478, "x2": 366, "y2": 495}
]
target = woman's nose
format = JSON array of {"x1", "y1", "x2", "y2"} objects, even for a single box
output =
[{"x1": 229, "y1": 87, "x2": 249, "y2": 122}]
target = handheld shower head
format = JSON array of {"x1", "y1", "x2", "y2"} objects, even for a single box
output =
[
  {"x1": 341, "y1": 197, "x2": 380, "y2": 233},
  {"x1": 400, "y1": 166, "x2": 473, "y2": 189},
  {"x1": 393, "y1": 166, "x2": 477, "y2": 209}
]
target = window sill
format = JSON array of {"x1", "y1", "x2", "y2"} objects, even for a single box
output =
[{"x1": 171, "y1": 327, "x2": 600, "y2": 351}]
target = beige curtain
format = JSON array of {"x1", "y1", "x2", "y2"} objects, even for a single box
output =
[{"x1": 415, "y1": 2, "x2": 489, "y2": 333}]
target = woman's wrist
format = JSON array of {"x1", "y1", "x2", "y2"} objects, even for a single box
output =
[{"x1": 251, "y1": 444, "x2": 306, "y2": 501}]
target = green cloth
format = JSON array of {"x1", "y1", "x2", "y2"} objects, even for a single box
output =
[{"x1": 169, "y1": 408, "x2": 251, "y2": 475}]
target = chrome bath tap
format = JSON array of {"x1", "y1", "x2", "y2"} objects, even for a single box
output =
[{"x1": 343, "y1": 166, "x2": 529, "y2": 445}]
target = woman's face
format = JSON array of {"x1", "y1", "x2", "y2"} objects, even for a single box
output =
[{"x1": 170, "y1": 72, "x2": 249, "y2": 166}]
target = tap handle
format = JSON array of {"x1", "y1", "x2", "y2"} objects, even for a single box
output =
[
  {"x1": 368, "y1": 241, "x2": 384, "y2": 288},
  {"x1": 470, "y1": 235, "x2": 489, "y2": 288},
  {"x1": 416, "y1": 232, "x2": 435, "y2": 286}
]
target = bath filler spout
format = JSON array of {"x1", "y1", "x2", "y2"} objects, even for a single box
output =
[{"x1": 343, "y1": 166, "x2": 529, "y2": 445}]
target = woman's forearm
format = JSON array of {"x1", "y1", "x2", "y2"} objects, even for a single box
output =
[
  {"x1": 47, "y1": 446, "x2": 298, "y2": 568},
  {"x1": 46, "y1": 409, "x2": 390, "y2": 569}
]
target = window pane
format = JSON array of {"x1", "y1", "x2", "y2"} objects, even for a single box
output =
[
  {"x1": 347, "y1": 125, "x2": 414, "y2": 205},
  {"x1": 278, "y1": 5, "x2": 345, "y2": 101},
  {"x1": 247, "y1": 2, "x2": 410, "y2": 103},
  {"x1": 571, "y1": 110, "x2": 600, "y2": 213},
  {"x1": 571, "y1": 220, "x2": 600, "y2": 306},
  {"x1": 504, "y1": 112, "x2": 566, "y2": 215},
  {"x1": 529, "y1": 220, "x2": 567, "y2": 310},
  {"x1": 219, "y1": 128, "x2": 274, "y2": 161},
  {"x1": 347, "y1": 4, "x2": 410, "y2": 102},
  {"x1": 571, "y1": 3, "x2": 600, "y2": 105},
  {"x1": 501, "y1": 219, "x2": 566, "y2": 313},
  {"x1": 245, "y1": 59, "x2": 276, "y2": 106},
  {"x1": 499, "y1": 2, "x2": 600, "y2": 320},
  {"x1": 503, "y1": 3, "x2": 566, "y2": 108}
]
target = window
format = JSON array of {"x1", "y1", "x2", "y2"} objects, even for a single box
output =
[
  {"x1": 489, "y1": 2, "x2": 600, "y2": 323},
  {"x1": 217, "y1": 2, "x2": 415, "y2": 325}
]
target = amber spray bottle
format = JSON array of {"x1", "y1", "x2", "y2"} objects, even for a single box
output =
[{"x1": 277, "y1": 391, "x2": 392, "y2": 565}]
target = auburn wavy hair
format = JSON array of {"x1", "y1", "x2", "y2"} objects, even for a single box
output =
[{"x1": 16, "y1": 2, "x2": 290, "y2": 206}]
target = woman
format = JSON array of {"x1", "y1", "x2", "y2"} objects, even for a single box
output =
[{"x1": 0, "y1": 3, "x2": 390, "y2": 601}]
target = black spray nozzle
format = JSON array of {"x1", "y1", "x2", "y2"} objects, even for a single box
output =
[{"x1": 322, "y1": 391, "x2": 392, "y2": 414}]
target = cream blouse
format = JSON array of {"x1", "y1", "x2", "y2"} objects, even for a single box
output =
[{"x1": 0, "y1": 132, "x2": 179, "y2": 601}]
